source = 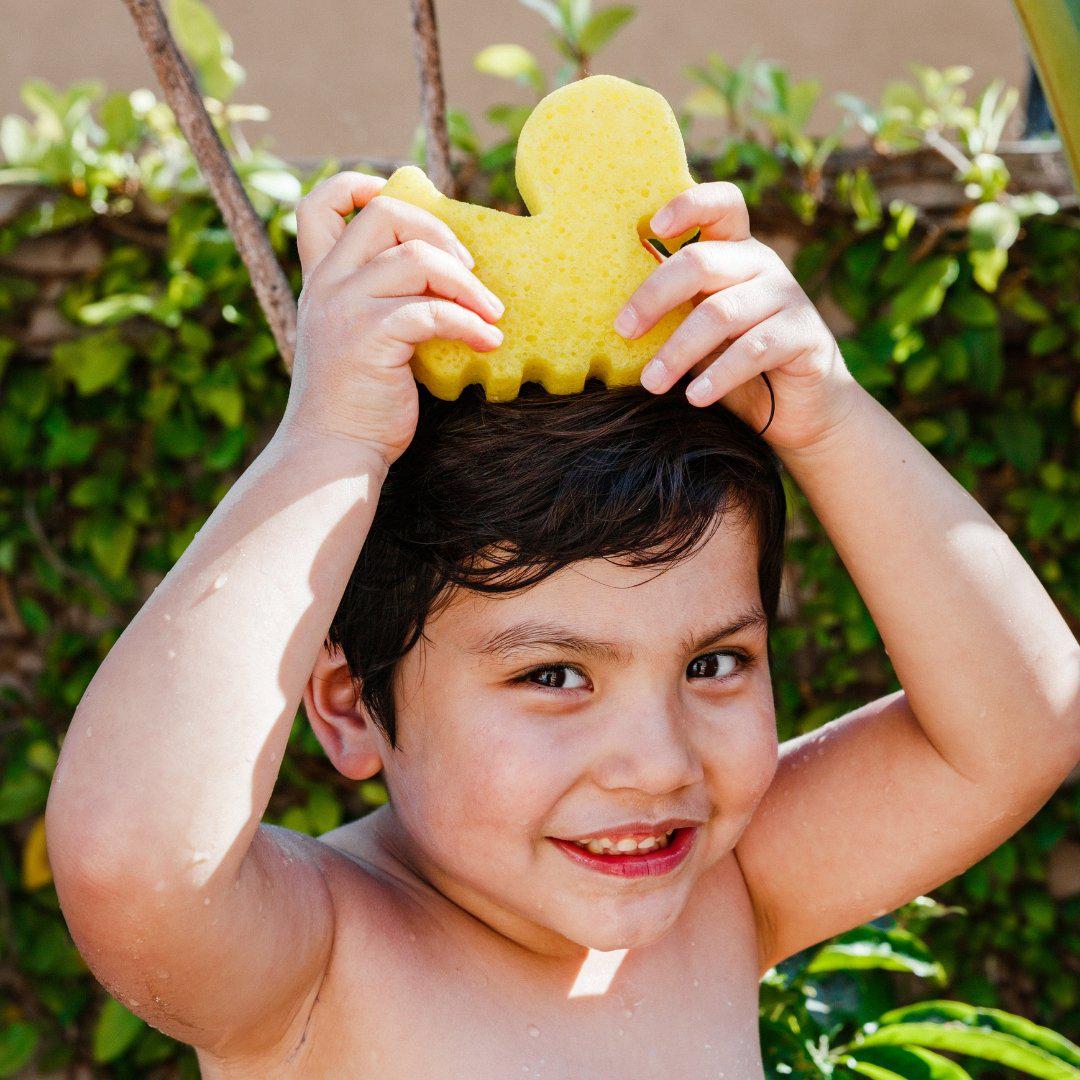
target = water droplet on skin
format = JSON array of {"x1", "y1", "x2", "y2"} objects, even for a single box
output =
[
  {"x1": 163, "y1": 613, "x2": 172, "y2": 622},
  {"x1": 167, "y1": 649, "x2": 176, "y2": 659},
  {"x1": 190, "y1": 850, "x2": 210, "y2": 864},
  {"x1": 692, "y1": 979, "x2": 700, "y2": 987},
  {"x1": 85, "y1": 726, "x2": 93, "y2": 737},
  {"x1": 203, "y1": 896, "x2": 211, "y2": 905},
  {"x1": 213, "y1": 574, "x2": 228, "y2": 590},
  {"x1": 527, "y1": 1024, "x2": 540, "y2": 1038},
  {"x1": 704, "y1": 1043, "x2": 712, "y2": 1051}
]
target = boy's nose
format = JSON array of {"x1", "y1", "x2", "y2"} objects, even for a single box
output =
[{"x1": 589, "y1": 701, "x2": 705, "y2": 796}]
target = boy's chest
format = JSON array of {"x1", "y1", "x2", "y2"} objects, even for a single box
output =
[{"x1": 205, "y1": 851, "x2": 766, "y2": 1078}]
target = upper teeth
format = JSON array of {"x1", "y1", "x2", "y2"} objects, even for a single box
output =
[{"x1": 571, "y1": 830, "x2": 675, "y2": 855}]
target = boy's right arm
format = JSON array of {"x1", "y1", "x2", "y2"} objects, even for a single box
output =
[{"x1": 43, "y1": 171, "x2": 504, "y2": 1060}]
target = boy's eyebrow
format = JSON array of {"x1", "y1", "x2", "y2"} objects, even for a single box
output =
[{"x1": 468, "y1": 604, "x2": 769, "y2": 665}]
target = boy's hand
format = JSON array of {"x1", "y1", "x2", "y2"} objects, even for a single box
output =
[
  {"x1": 281, "y1": 171, "x2": 506, "y2": 467},
  {"x1": 615, "y1": 181, "x2": 861, "y2": 454}
]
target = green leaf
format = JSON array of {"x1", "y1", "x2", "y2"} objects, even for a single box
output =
[
  {"x1": 100, "y1": 93, "x2": 139, "y2": 147},
  {"x1": 888, "y1": 256, "x2": 959, "y2": 325},
  {"x1": 246, "y1": 169, "x2": 302, "y2": 203},
  {"x1": 0, "y1": 1021, "x2": 38, "y2": 1077},
  {"x1": 1029, "y1": 323, "x2": 1067, "y2": 357},
  {"x1": 1023, "y1": 492, "x2": 1067, "y2": 537},
  {"x1": 946, "y1": 289, "x2": 998, "y2": 327},
  {"x1": 168, "y1": 0, "x2": 244, "y2": 102},
  {"x1": 91, "y1": 997, "x2": 145, "y2": 1063},
  {"x1": 842, "y1": 1045, "x2": 972, "y2": 1080},
  {"x1": 969, "y1": 248, "x2": 1008, "y2": 292},
  {"x1": 959, "y1": 326, "x2": 1003, "y2": 394},
  {"x1": 4, "y1": 367, "x2": 51, "y2": 419},
  {"x1": 807, "y1": 924, "x2": 946, "y2": 983},
  {"x1": 68, "y1": 475, "x2": 120, "y2": 509},
  {"x1": 86, "y1": 514, "x2": 138, "y2": 580},
  {"x1": 0, "y1": 768, "x2": 49, "y2": 823},
  {"x1": 516, "y1": 0, "x2": 565, "y2": 34},
  {"x1": 910, "y1": 418, "x2": 948, "y2": 446},
  {"x1": 474, "y1": 44, "x2": 546, "y2": 95},
  {"x1": 987, "y1": 412, "x2": 1044, "y2": 474},
  {"x1": 577, "y1": 5, "x2": 636, "y2": 54},
  {"x1": 306, "y1": 786, "x2": 343, "y2": 835},
  {"x1": 52, "y1": 330, "x2": 134, "y2": 395},
  {"x1": 155, "y1": 409, "x2": 206, "y2": 460},
  {"x1": 967, "y1": 201, "x2": 1020, "y2": 251},
  {"x1": 192, "y1": 362, "x2": 244, "y2": 427},
  {"x1": 856, "y1": 1023, "x2": 1078, "y2": 1078},
  {"x1": 874, "y1": 1001, "x2": 1080, "y2": 1068},
  {"x1": 903, "y1": 355, "x2": 940, "y2": 394},
  {"x1": 0, "y1": 115, "x2": 35, "y2": 166},
  {"x1": 77, "y1": 293, "x2": 156, "y2": 326},
  {"x1": 1008, "y1": 191, "x2": 1059, "y2": 219},
  {"x1": 1003, "y1": 286, "x2": 1051, "y2": 323}
]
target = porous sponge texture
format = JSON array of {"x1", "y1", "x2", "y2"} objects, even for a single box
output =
[{"x1": 375, "y1": 73, "x2": 700, "y2": 402}]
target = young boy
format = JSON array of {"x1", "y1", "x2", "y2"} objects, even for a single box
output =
[{"x1": 45, "y1": 172, "x2": 1079, "y2": 1078}]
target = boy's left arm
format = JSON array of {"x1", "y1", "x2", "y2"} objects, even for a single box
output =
[
  {"x1": 736, "y1": 384, "x2": 1080, "y2": 972},
  {"x1": 618, "y1": 181, "x2": 1080, "y2": 974}
]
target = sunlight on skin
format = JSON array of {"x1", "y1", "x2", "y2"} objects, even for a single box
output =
[{"x1": 566, "y1": 948, "x2": 629, "y2": 998}]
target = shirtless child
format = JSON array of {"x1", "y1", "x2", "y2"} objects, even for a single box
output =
[{"x1": 45, "y1": 172, "x2": 1080, "y2": 1078}]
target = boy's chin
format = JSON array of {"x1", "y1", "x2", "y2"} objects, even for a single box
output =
[{"x1": 553, "y1": 899, "x2": 688, "y2": 954}]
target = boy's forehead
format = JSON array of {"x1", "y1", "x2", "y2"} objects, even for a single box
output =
[{"x1": 435, "y1": 513, "x2": 763, "y2": 649}]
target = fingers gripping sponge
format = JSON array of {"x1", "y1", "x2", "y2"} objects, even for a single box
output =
[{"x1": 375, "y1": 74, "x2": 700, "y2": 402}]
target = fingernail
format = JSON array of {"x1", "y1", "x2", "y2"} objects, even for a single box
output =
[
  {"x1": 456, "y1": 244, "x2": 475, "y2": 268},
  {"x1": 651, "y1": 208, "x2": 674, "y2": 234},
  {"x1": 614, "y1": 306, "x2": 639, "y2": 337},
  {"x1": 640, "y1": 358, "x2": 666, "y2": 390},
  {"x1": 687, "y1": 373, "x2": 712, "y2": 403}
]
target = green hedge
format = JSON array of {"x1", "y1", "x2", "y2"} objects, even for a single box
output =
[{"x1": 0, "y1": 11, "x2": 1077, "y2": 1075}]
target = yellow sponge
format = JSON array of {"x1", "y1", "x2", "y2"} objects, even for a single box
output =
[{"x1": 375, "y1": 73, "x2": 700, "y2": 401}]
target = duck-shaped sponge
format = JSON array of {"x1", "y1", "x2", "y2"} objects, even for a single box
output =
[{"x1": 374, "y1": 73, "x2": 700, "y2": 401}]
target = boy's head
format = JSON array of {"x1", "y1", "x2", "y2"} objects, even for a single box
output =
[{"x1": 304, "y1": 377, "x2": 787, "y2": 956}]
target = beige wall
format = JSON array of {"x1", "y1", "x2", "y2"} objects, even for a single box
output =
[{"x1": 2, "y1": 0, "x2": 1032, "y2": 162}]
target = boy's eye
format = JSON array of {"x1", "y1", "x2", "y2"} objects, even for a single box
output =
[
  {"x1": 516, "y1": 665, "x2": 587, "y2": 691},
  {"x1": 686, "y1": 648, "x2": 747, "y2": 682},
  {"x1": 514, "y1": 650, "x2": 752, "y2": 693}
]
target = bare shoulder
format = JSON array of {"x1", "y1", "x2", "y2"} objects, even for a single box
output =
[{"x1": 196, "y1": 819, "x2": 412, "y2": 1075}]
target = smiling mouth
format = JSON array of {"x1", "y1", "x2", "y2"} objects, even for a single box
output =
[{"x1": 546, "y1": 827, "x2": 699, "y2": 878}]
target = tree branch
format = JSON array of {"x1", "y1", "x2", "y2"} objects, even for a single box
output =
[
  {"x1": 408, "y1": 0, "x2": 456, "y2": 198},
  {"x1": 121, "y1": 0, "x2": 297, "y2": 371}
]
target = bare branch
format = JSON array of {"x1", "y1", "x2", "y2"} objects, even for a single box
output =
[
  {"x1": 121, "y1": 0, "x2": 297, "y2": 371},
  {"x1": 408, "y1": 0, "x2": 456, "y2": 198}
]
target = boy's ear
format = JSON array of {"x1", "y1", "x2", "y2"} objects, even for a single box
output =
[{"x1": 301, "y1": 642, "x2": 387, "y2": 781}]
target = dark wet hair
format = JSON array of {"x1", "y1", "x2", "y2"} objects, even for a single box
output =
[{"x1": 325, "y1": 375, "x2": 787, "y2": 750}]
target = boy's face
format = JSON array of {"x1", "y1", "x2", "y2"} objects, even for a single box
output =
[{"x1": 372, "y1": 511, "x2": 778, "y2": 960}]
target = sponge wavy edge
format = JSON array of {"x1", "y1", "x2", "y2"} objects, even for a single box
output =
[{"x1": 374, "y1": 74, "x2": 700, "y2": 402}]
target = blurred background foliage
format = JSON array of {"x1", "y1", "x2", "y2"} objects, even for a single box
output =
[{"x1": 0, "y1": 0, "x2": 1077, "y2": 1075}]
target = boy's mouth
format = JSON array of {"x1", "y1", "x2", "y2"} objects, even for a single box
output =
[{"x1": 546, "y1": 827, "x2": 698, "y2": 878}]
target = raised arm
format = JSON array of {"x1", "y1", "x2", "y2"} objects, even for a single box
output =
[
  {"x1": 610, "y1": 179, "x2": 1080, "y2": 975},
  {"x1": 44, "y1": 171, "x2": 505, "y2": 1059},
  {"x1": 734, "y1": 383, "x2": 1080, "y2": 971}
]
